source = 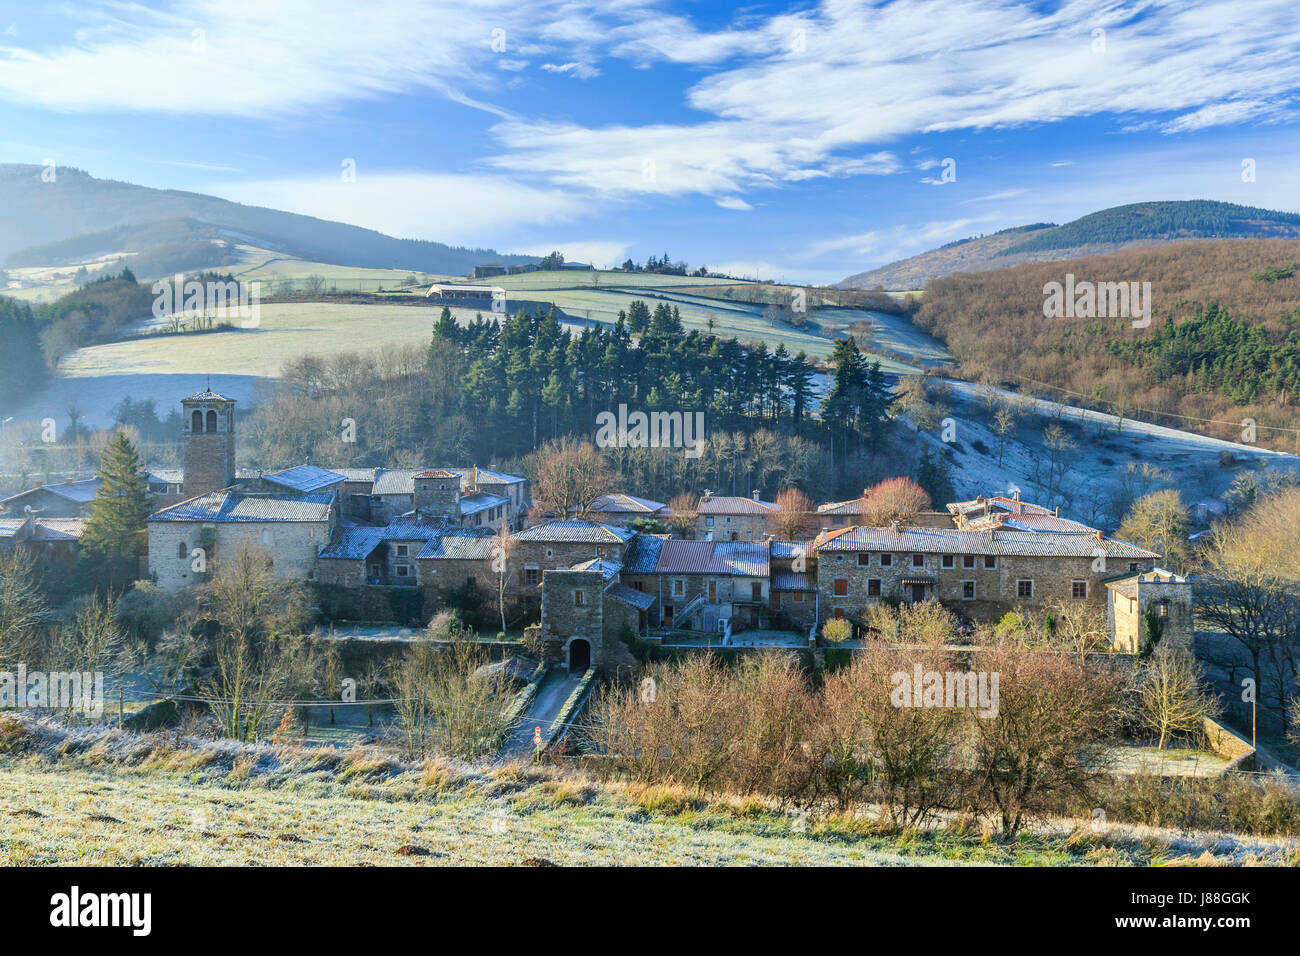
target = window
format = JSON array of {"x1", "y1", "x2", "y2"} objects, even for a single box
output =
[
  {"x1": 396, "y1": 564, "x2": 409, "y2": 577},
  {"x1": 833, "y1": 578, "x2": 848, "y2": 596},
  {"x1": 1071, "y1": 580, "x2": 1088, "y2": 599},
  {"x1": 466, "y1": 576, "x2": 476, "y2": 587},
  {"x1": 751, "y1": 582, "x2": 762, "y2": 602},
  {"x1": 833, "y1": 607, "x2": 844, "y2": 620},
  {"x1": 705, "y1": 517, "x2": 714, "y2": 527},
  {"x1": 857, "y1": 553, "x2": 870, "y2": 566},
  {"x1": 190, "y1": 410, "x2": 202, "y2": 432},
  {"x1": 1159, "y1": 599, "x2": 1169, "y2": 618},
  {"x1": 574, "y1": 590, "x2": 587, "y2": 606},
  {"x1": 707, "y1": 580, "x2": 717, "y2": 602},
  {"x1": 177, "y1": 541, "x2": 188, "y2": 559},
  {"x1": 942, "y1": 554, "x2": 954, "y2": 568},
  {"x1": 672, "y1": 579, "x2": 685, "y2": 597},
  {"x1": 983, "y1": 556, "x2": 997, "y2": 569},
  {"x1": 962, "y1": 580, "x2": 976, "y2": 600},
  {"x1": 396, "y1": 544, "x2": 408, "y2": 557},
  {"x1": 524, "y1": 567, "x2": 540, "y2": 587},
  {"x1": 1017, "y1": 579, "x2": 1033, "y2": 599},
  {"x1": 868, "y1": 578, "x2": 881, "y2": 597},
  {"x1": 963, "y1": 555, "x2": 975, "y2": 569},
  {"x1": 912, "y1": 554, "x2": 924, "y2": 568},
  {"x1": 792, "y1": 591, "x2": 804, "y2": 602},
  {"x1": 880, "y1": 553, "x2": 893, "y2": 567},
  {"x1": 205, "y1": 409, "x2": 217, "y2": 433},
  {"x1": 546, "y1": 549, "x2": 554, "y2": 558}
]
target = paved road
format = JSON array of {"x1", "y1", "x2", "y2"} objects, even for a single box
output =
[{"x1": 500, "y1": 669, "x2": 582, "y2": 759}]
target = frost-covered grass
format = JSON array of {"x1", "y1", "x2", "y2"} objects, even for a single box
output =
[{"x1": 1, "y1": 715, "x2": 1292, "y2": 867}]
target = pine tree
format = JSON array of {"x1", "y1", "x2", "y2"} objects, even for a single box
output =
[{"x1": 78, "y1": 432, "x2": 152, "y2": 593}]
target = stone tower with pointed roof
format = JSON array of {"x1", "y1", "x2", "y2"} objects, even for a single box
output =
[{"x1": 181, "y1": 388, "x2": 236, "y2": 498}]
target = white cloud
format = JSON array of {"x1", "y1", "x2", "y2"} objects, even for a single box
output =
[
  {"x1": 715, "y1": 196, "x2": 753, "y2": 210},
  {"x1": 204, "y1": 171, "x2": 587, "y2": 246},
  {"x1": 540, "y1": 61, "x2": 600, "y2": 79},
  {"x1": 4, "y1": 0, "x2": 1300, "y2": 214}
]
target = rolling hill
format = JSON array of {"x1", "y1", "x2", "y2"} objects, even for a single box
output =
[
  {"x1": 839, "y1": 201, "x2": 1300, "y2": 290},
  {"x1": 0, "y1": 164, "x2": 536, "y2": 278}
]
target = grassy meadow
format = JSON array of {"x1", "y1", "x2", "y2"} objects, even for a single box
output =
[{"x1": 1, "y1": 715, "x2": 1295, "y2": 867}]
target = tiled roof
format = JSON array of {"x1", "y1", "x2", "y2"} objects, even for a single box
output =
[
  {"x1": 772, "y1": 571, "x2": 814, "y2": 591},
  {"x1": 330, "y1": 468, "x2": 379, "y2": 483},
  {"x1": 32, "y1": 518, "x2": 86, "y2": 541},
  {"x1": 770, "y1": 540, "x2": 813, "y2": 559},
  {"x1": 318, "y1": 526, "x2": 386, "y2": 559},
  {"x1": 459, "y1": 491, "x2": 508, "y2": 516},
  {"x1": 622, "y1": 534, "x2": 665, "y2": 573},
  {"x1": 0, "y1": 519, "x2": 25, "y2": 538},
  {"x1": 697, "y1": 495, "x2": 777, "y2": 515},
  {"x1": 371, "y1": 469, "x2": 423, "y2": 497},
  {"x1": 262, "y1": 465, "x2": 345, "y2": 494},
  {"x1": 382, "y1": 519, "x2": 453, "y2": 542},
  {"x1": 417, "y1": 469, "x2": 459, "y2": 478},
  {"x1": 814, "y1": 525, "x2": 1159, "y2": 559},
  {"x1": 416, "y1": 530, "x2": 496, "y2": 560},
  {"x1": 572, "y1": 558, "x2": 623, "y2": 581},
  {"x1": 816, "y1": 497, "x2": 869, "y2": 515},
  {"x1": 472, "y1": 468, "x2": 526, "y2": 485},
  {"x1": 1, "y1": 478, "x2": 104, "y2": 505},
  {"x1": 588, "y1": 493, "x2": 667, "y2": 514},
  {"x1": 513, "y1": 520, "x2": 634, "y2": 544},
  {"x1": 147, "y1": 468, "x2": 185, "y2": 484},
  {"x1": 150, "y1": 492, "x2": 334, "y2": 523},
  {"x1": 963, "y1": 512, "x2": 1095, "y2": 533},
  {"x1": 655, "y1": 540, "x2": 769, "y2": 576},
  {"x1": 606, "y1": 582, "x2": 656, "y2": 610}
]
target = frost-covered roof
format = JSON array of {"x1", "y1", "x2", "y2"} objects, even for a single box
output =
[
  {"x1": 814, "y1": 525, "x2": 1158, "y2": 559},
  {"x1": 150, "y1": 492, "x2": 334, "y2": 523}
]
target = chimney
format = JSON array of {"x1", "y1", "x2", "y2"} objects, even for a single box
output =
[
  {"x1": 65, "y1": 477, "x2": 74, "y2": 484},
  {"x1": 34, "y1": 481, "x2": 42, "y2": 488},
  {"x1": 1094, "y1": 529, "x2": 1104, "y2": 542},
  {"x1": 752, "y1": 489, "x2": 760, "y2": 501},
  {"x1": 1012, "y1": 488, "x2": 1020, "y2": 501}
]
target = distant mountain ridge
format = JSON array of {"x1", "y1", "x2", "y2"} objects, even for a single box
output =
[
  {"x1": 838, "y1": 200, "x2": 1300, "y2": 290},
  {"x1": 0, "y1": 164, "x2": 537, "y2": 277}
]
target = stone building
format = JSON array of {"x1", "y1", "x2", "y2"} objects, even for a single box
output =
[
  {"x1": 539, "y1": 566, "x2": 653, "y2": 673},
  {"x1": 1106, "y1": 569, "x2": 1193, "y2": 653},
  {"x1": 0, "y1": 477, "x2": 102, "y2": 518},
  {"x1": 696, "y1": 491, "x2": 778, "y2": 541},
  {"x1": 652, "y1": 539, "x2": 770, "y2": 632},
  {"x1": 812, "y1": 522, "x2": 1158, "y2": 625},
  {"x1": 148, "y1": 491, "x2": 336, "y2": 590}
]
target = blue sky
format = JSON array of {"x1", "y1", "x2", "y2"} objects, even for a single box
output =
[{"x1": 1, "y1": 0, "x2": 1298, "y2": 283}]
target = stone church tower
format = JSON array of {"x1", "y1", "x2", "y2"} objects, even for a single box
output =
[{"x1": 181, "y1": 388, "x2": 236, "y2": 498}]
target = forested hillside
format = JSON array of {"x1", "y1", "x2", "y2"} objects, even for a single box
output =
[
  {"x1": 840, "y1": 200, "x2": 1300, "y2": 290},
  {"x1": 240, "y1": 301, "x2": 929, "y2": 504},
  {"x1": 911, "y1": 239, "x2": 1300, "y2": 448}
]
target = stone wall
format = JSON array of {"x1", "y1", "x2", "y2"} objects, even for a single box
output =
[{"x1": 148, "y1": 518, "x2": 330, "y2": 591}]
